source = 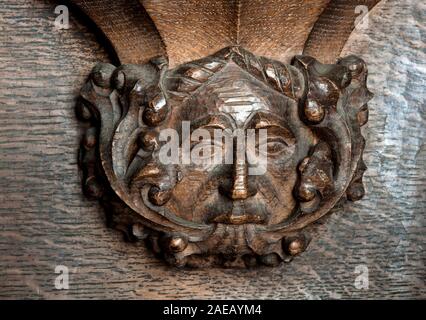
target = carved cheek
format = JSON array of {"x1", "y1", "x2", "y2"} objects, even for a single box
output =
[
  {"x1": 258, "y1": 135, "x2": 299, "y2": 184},
  {"x1": 269, "y1": 170, "x2": 299, "y2": 224},
  {"x1": 249, "y1": 157, "x2": 298, "y2": 225},
  {"x1": 166, "y1": 169, "x2": 217, "y2": 219}
]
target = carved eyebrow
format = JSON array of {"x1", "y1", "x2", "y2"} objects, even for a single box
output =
[
  {"x1": 253, "y1": 120, "x2": 282, "y2": 129},
  {"x1": 245, "y1": 111, "x2": 296, "y2": 143},
  {"x1": 245, "y1": 111, "x2": 283, "y2": 129},
  {"x1": 200, "y1": 122, "x2": 227, "y2": 130},
  {"x1": 191, "y1": 114, "x2": 235, "y2": 131}
]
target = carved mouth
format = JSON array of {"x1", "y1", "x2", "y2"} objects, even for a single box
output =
[
  {"x1": 211, "y1": 213, "x2": 266, "y2": 225},
  {"x1": 208, "y1": 200, "x2": 268, "y2": 225}
]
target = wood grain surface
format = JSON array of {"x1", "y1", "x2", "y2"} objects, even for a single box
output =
[
  {"x1": 303, "y1": 0, "x2": 382, "y2": 63},
  {"x1": 0, "y1": 0, "x2": 424, "y2": 299},
  {"x1": 70, "y1": 0, "x2": 166, "y2": 65},
  {"x1": 140, "y1": 0, "x2": 331, "y2": 67}
]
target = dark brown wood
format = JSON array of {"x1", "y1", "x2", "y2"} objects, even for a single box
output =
[
  {"x1": 70, "y1": 0, "x2": 381, "y2": 66},
  {"x1": 77, "y1": 45, "x2": 372, "y2": 267},
  {"x1": 0, "y1": 0, "x2": 424, "y2": 298},
  {"x1": 70, "y1": 0, "x2": 166, "y2": 64},
  {"x1": 140, "y1": 0, "x2": 332, "y2": 66},
  {"x1": 70, "y1": 0, "x2": 375, "y2": 268}
]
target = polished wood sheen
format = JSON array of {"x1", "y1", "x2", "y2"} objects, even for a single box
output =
[
  {"x1": 0, "y1": 0, "x2": 424, "y2": 298},
  {"x1": 74, "y1": 1, "x2": 373, "y2": 267}
]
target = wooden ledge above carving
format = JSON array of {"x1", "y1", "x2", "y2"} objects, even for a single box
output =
[{"x1": 74, "y1": 0, "x2": 379, "y2": 267}]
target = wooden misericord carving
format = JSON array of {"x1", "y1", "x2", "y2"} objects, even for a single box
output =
[{"x1": 75, "y1": 0, "x2": 378, "y2": 267}]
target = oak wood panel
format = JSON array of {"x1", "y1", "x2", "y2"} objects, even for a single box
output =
[
  {"x1": 140, "y1": 0, "x2": 331, "y2": 67},
  {"x1": 69, "y1": 0, "x2": 166, "y2": 65},
  {"x1": 238, "y1": 0, "x2": 330, "y2": 63},
  {"x1": 141, "y1": 0, "x2": 237, "y2": 68},
  {"x1": 304, "y1": 0, "x2": 382, "y2": 63},
  {"x1": 0, "y1": 0, "x2": 424, "y2": 299}
]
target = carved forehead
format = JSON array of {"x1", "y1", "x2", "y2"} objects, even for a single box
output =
[{"x1": 174, "y1": 62, "x2": 295, "y2": 126}]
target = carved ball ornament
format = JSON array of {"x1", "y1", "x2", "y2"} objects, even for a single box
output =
[{"x1": 75, "y1": 1, "x2": 373, "y2": 267}]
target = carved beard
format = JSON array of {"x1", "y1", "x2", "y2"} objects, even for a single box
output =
[{"x1": 78, "y1": 46, "x2": 371, "y2": 267}]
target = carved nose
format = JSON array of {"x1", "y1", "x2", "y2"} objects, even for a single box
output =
[{"x1": 219, "y1": 153, "x2": 257, "y2": 200}]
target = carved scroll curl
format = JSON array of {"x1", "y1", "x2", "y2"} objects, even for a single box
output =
[{"x1": 77, "y1": 46, "x2": 371, "y2": 267}]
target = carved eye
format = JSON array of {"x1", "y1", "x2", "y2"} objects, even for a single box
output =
[
  {"x1": 266, "y1": 138, "x2": 288, "y2": 156},
  {"x1": 256, "y1": 137, "x2": 289, "y2": 157}
]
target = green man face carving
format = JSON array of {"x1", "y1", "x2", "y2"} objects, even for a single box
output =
[{"x1": 78, "y1": 47, "x2": 371, "y2": 267}]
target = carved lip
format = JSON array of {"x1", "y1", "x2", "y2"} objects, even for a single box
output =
[
  {"x1": 210, "y1": 213, "x2": 266, "y2": 225},
  {"x1": 208, "y1": 200, "x2": 268, "y2": 225}
]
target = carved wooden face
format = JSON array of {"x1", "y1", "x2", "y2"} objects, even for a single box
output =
[
  {"x1": 153, "y1": 61, "x2": 313, "y2": 227},
  {"x1": 79, "y1": 47, "x2": 371, "y2": 266}
]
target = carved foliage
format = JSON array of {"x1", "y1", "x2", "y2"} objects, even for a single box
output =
[{"x1": 77, "y1": 47, "x2": 371, "y2": 267}]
